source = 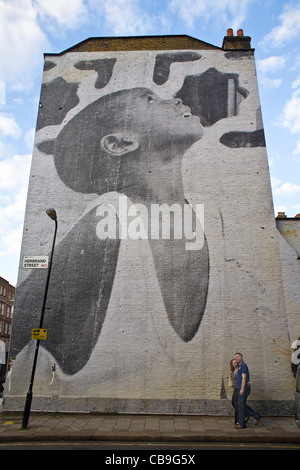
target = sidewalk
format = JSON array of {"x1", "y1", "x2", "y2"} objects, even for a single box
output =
[{"x1": 0, "y1": 413, "x2": 299, "y2": 444}]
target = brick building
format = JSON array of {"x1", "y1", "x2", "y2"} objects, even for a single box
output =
[
  {"x1": 6, "y1": 31, "x2": 300, "y2": 415},
  {"x1": 0, "y1": 277, "x2": 15, "y2": 378}
]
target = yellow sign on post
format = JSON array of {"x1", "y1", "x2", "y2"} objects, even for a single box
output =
[{"x1": 32, "y1": 329, "x2": 47, "y2": 340}]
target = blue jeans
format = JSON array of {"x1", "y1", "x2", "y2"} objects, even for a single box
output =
[{"x1": 237, "y1": 385, "x2": 260, "y2": 427}]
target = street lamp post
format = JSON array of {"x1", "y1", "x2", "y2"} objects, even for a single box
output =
[{"x1": 22, "y1": 209, "x2": 58, "y2": 430}]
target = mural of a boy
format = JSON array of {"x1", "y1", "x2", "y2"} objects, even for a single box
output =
[{"x1": 10, "y1": 87, "x2": 209, "y2": 376}]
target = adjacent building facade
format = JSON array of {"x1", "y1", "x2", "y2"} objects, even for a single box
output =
[
  {"x1": 0, "y1": 277, "x2": 15, "y2": 380},
  {"x1": 6, "y1": 31, "x2": 300, "y2": 415}
]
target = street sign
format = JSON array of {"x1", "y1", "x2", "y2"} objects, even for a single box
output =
[
  {"x1": 23, "y1": 256, "x2": 48, "y2": 269},
  {"x1": 32, "y1": 329, "x2": 47, "y2": 340}
]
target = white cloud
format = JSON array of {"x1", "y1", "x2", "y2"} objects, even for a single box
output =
[
  {"x1": 257, "y1": 56, "x2": 286, "y2": 74},
  {"x1": 168, "y1": 0, "x2": 253, "y2": 30},
  {"x1": 259, "y1": 76, "x2": 282, "y2": 89},
  {"x1": 0, "y1": 154, "x2": 31, "y2": 191},
  {"x1": 293, "y1": 140, "x2": 300, "y2": 156},
  {"x1": 276, "y1": 76, "x2": 300, "y2": 154},
  {"x1": 0, "y1": 80, "x2": 5, "y2": 105},
  {"x1": 24, "y1": 128, "x2": 35, "y2": 150},
  {"x1": 290, "y1": 54, "x2": 300, "y2": 71},
  {"x1": 1, "y1": 185, "x2": 29, "y2": 225},
  {"x1": 256, "y1": 56, "x2": 285, "y2": 89},
  {"x1": 89, "y1": 0, "x2": 154, "y2": 36},
  {"x1": 273, "y1": 181, "x2": 300, "y2": 196},
  {"x1": 0, "y1": 0, "x2": 49, "y2": 91},
  {"x1": 0, "y1": 141, "x2": 15, "y2": 159},
  {"x1": 34, "y1": 0, "x2": 88, "y2": 31},
  {"x1": 260, "y1": 3, "x2": 300, "y2": 50},
  {"x1": 0, "y1": 0, "x2": 89, "y2": 91},
  {"x1": 271, "y1": 176, "x2": 282, "y2": 189},
  {"x1": 0, "y1": 114, "x2": 22, "y2": 139},
  {"x1": 0, "y1": 227, "x2": 23, "y2": 257},
  {"x1": 281, "y1": 83, "x2": 300, "y2": 135},
  {"x1": 0, "y1": 154, "x2": 31, "y2": 265}
]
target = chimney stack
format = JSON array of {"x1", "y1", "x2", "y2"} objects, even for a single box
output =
[
  {"x1": 276, "y1": 212, "x2": 287, "y2": 218},
  {"x1": 222, "y1": 29, "x2": 251, "y2": 50}
]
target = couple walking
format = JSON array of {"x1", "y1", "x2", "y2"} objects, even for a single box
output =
[{"x1": 230, "y1": 352, "x2": 261, "y2": 429}]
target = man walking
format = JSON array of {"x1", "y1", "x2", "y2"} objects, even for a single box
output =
[{"x1": 235, "y1": 352, "x2": 261, "y2": 428}]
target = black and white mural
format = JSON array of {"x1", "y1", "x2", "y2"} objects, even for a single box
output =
[{"x1": 8, "y1": 46, "x2": 291, "y2": 413}]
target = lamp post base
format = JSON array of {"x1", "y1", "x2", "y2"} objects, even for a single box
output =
[{"x1": 22, "y1": 391, "x2": 33, "y2": 430}]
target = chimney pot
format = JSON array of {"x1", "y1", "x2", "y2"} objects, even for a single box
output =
[{"x1": 222, "y1": 29, "x2": 251, "y2": 50}]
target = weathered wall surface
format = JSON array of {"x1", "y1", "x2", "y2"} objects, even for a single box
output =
[
  {"x1": 276, "y1": 219, "x2": 300, "y2": 350},
  {"x1": 276, "y1": 218, "x2": 300, "y2": 259},
  {"x1": 6, "y1": 38, "x2": 299, "y2": 414}
]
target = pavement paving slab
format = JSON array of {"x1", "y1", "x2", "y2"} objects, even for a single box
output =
[{"x1": 0, "y1": 412, "x2": 299, "y2": 444}]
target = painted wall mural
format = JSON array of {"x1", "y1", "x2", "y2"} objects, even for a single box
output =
[{"x1": 7, "y1": 44, "x2": 295, "y2": 414}]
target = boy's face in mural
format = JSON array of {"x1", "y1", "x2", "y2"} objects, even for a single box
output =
[
  {"x1": 52, "y1": 87, "x2": 205, "y2": 195},
  {"x1": 101, "y1": 88, "x2": 204, "y2": 159},
  {"x1": 137, "y1": 89, "x2": 204, "y2": 145}
]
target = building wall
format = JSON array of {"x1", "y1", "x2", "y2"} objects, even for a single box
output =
[
  {"x1": 6, "y1": 35, "x2": 299, "y2": 414},
  {"x1": 276, "y1": 218, "x2": 300, "y2": 259},
  {"x1": 276, "y1": 218, "x2": 300, "y2": 348},
  {"x1": 0, "y1": 277, "x2": 14, "y2": 351}
]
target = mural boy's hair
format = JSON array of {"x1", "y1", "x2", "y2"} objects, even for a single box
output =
[{"x1": 53, "y1": 88, "x2": 147, "y2": 195}]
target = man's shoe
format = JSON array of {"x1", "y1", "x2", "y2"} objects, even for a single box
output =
[
  {"x1": 255, "y1": 414, "x2": 261, "y2": 425},
  {"x1": 235, "y1": 424, "x2": 246, "y2": 429}
]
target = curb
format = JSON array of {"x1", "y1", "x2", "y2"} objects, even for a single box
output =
[{"x1": 0, "y1": 431, "x2": 300, "y2": 444}]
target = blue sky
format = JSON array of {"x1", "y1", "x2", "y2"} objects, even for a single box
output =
[{"x1": 0, "y1": 0, "x2": 300, "y2": 285}]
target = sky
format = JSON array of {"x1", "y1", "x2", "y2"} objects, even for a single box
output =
[{"x1": 0, "y1": 0, "x2": 300, "y2": 286}]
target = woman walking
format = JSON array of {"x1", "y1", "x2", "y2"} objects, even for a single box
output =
[{"x1": 229, "y1": 358, "x2": 239, "y2": 425}]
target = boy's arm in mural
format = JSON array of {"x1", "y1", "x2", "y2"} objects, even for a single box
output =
[
  {"x1": 149, "y1": 233, "x2": 209, "y2": 342},
  {"x1": 10, "y1": 206, "x2": 120, "y2": 375}
]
